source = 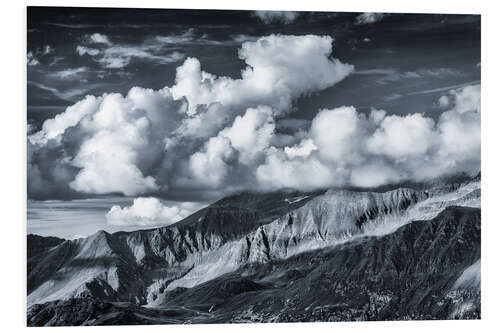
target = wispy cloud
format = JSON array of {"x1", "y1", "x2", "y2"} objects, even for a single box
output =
[
  {"x1": 45, "y1": 22, "x2": 154, "y2": 29},
  {"x1": 253, "y1": 11, "x2": 300, "y2": 24},
  {"x1": 155, "y1": 29, "x2": 260, "y2": 46},
  {"x1": 76, "y1": 33, "x2": 186, "y2": 68},
  {"x1": 48, "y1": 67, "x2": 89, "y2": 80},
  {"x1": 75, "y1": 30, "x2": 260, "y2": 70},
  {"x1": 99, "y1": 47, "x2": 185, "y2": 68},
  {"x1": 44, "y1": 22, "x2": 102, "y2": 29},
  {"x1": 28, "y1": 80, "x2": 91, "y2": 101},
  {"x1": 378, "y1": 80, "x2": 481, "y2": 103},
  {"x1": 48, "y1": 56, "x2": 64, "y2": 66},
  {"x1": 381, "y1": 93, "x2": 403, "y2": 102},
  {"x1": 407, "y1": 80, "x2": 481, "y2": 96},
  {"x1": 355, "y1": 13, "x2": 387, "y2": 25}
]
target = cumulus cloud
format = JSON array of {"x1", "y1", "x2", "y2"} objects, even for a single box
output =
[
  {"x1": 438, "y1": 84, "x2": 481, "y2": 114},
  {"x1": 27, "y1": 33, "x2": 480, "y2": 202},
  {"x1": 106, "y1": 197, "x2": 204, "y2": 227},
  {"x1": 254, "y1": 11, "x2": 300, "y2": 24},
  {"x1": 29, "y1": 34, "x2": 352, "y2": 200},
  {"x1": 99, "y1": 47, "x2": 184, "y2": 68},
  {"x1": 155, "y1": 29, "x2": 260, "y2": 46},
  {"x1": 256, "y1": 84, "x2": 480, "y2": 190},
  {"x1": 355, "y1": 13, "x2": 387, "y2": 25}
]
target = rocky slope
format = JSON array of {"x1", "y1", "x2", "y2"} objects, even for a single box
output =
[
  {"x1": 27, "y1": 176, "x2": 481, "y2": 325},
  {"x1": 27, "y1": 206, "x2": 480, "y2": 325}
]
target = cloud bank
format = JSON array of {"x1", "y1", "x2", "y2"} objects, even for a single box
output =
[{"x1": 28, "y1": 34, "x2": 480, "y2": 202}]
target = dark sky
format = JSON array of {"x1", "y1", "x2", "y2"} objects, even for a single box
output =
[{"x1": 27, "y1": 7, "x2": 480, "y2": 128}]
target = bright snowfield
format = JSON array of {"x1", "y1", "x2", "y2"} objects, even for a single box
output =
[{"x1": 27, "y1": 9, "x2": 480, "y2": 325}]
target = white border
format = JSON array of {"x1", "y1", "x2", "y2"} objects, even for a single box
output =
[{"x1": 2, "y1": 0, "x2": 499, "y2": 331}]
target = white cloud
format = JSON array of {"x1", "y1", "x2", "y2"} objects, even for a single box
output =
[
  {"x1": 76, "y1": 45, "x2": 100, "y2": 56},
  {"x1": 354, "y1": 67, "x2": 463, "y2": 85},
  {"x1": 366, "y1": 113, "x2": 438, "y2": 159},
  {"x1": 106, "y1": 197, "x2": 204, "y2": 227},
  {"x1": 29, "y1": 95, "x2": 101, "y2": 145},
  {"x1": 98, "y1": 46, "x2": 184, "y2": 68},
  {"x1": 27, "y1": 33, "x2": 480, "y2": 201},
  {"x1": 355, "y1": 13, "x2": 387, "y2": 25},
  {"x1": 89, "y1": 33, "x2": 111, "y2": 45},
  {"x1": 254, "y1": 11, "x2": 300, "y2": 24},
  {"x1": 67, "y1": 89, "x2": 185, "y2": 196},
  {"x1": 284, "y1": 139, "x2": 317, "y2": 159},
  {"x1": 171, "y1": 35, "x2": 353, "y2": 116},
  {"x1": 27, "y1": 51, "x2": 40, "y2": 66},
  {"x1": 155, "y1": 29, "x2": 196, "y2": 44},
  {"x1": 42, "y1": 45, "x2": 53, "y2": 55},
  {"x1": 445, "y1": 84, "x2": 481, "y2": 114},
  {"x1": 77, "y1": 35, "x2": 185, "y2": 68},
  {"x1": 27, "y1": 80, "x2": 89, "y2": 101},
  {"x1": 155, "y1": 29, "x2": 260, "y2": 47},
  {"x1": 256, "y1": 84, "x2": 480, "y2": 190},
  {"x1": 49, "y1": 67, "x2": 88, "y2": 80},
  {"x1": 27, "y1": 45, "x2": 55, "y2": 66},
  {"x1": 186, "y1": 106, "x2": 276, "y2": 189},
  {"x1": 49, "y1": 56, "x2": 64, "y2": 66}
]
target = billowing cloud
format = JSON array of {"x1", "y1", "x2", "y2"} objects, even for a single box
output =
[
  {"x1": 256, "y1": 84, "x2": 480, "y2": 190},
  {"x1": 437, "y1": 84, "x2": 481, "y2": 114},
  {"x1": 28, "y1": 34, "x2": 480, "y2": 202},
  {"x1": 254, "y1": 11, "x2": 300, "y2": 24},
  {"x1": 106, "y1": 197, "x2": 204, "y2": 227},
  {"x1": 355, "y1": 13, "x2": 387, "y2": 25},
  {"x1": 171, "y1": 34, "x2": 353, "y2": 116}
]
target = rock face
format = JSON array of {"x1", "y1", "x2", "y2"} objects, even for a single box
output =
[{"x1": 27, "y1": 177, "x2": 481, "y2": 326}]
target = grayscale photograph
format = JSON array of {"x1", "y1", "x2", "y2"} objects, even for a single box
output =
[{"x1": 26, "y1": 6, "x2": 481, "y2": 326}]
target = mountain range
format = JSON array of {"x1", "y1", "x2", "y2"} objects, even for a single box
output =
[{"x1": 27, "y1": 174, "x2": 481, "y2": 326}]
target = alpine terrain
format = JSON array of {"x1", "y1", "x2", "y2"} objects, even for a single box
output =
[{"x1": 27, "y1": 174, "x2": 481, "y2": 326}]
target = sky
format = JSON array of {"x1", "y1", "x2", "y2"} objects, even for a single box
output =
[{"x1": 27, "y1": 7, "x2": 481, "y2": 238}]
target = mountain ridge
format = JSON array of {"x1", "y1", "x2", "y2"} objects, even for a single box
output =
[
  {"x1": 27, "y1": 205, "x2": 481, "y2": 325},
  {"x1": 27, "y1": 175, "x2": 481, "y2": 323}
]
